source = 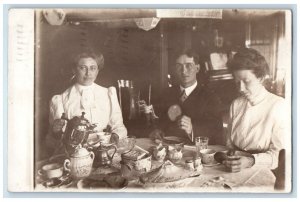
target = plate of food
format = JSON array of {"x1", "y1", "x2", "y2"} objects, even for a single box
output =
[{"x1": 138, "y1": 160, "x2": 196, "y2": 189}]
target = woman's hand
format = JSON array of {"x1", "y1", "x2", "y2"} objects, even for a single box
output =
[
  {"x1": 52, "y1": 119, "x2": 66, "y2": 137},
  {"x1": 223, "y1": 155, "x2": 255, "y2": 172},
  {"x1": 110, "y1": 133, "x2": 120, "y2": 144}
]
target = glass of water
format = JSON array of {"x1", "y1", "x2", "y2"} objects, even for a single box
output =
[{"x1": 195, "y1": 136, "x2": 209, "y2": 156}]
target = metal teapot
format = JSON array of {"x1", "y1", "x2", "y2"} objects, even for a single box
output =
[
  {"x1": 94, "y1": 143, "x2": 117, "y2": 168},
  {"x1": 62, "y1": 112, "x2": 96, "y2": 155}
]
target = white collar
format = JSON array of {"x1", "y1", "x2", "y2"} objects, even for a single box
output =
[
  {"x1": 180, "y1": 81, "x2": 197, "y2": 97},
  {"x1": 75, "y1": 83, "x2": 95, "y2": 94},
  {"x1": 247, "y1": 86, "x2": 268, "y2": 106}
]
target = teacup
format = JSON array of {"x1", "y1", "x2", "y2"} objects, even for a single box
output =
[
  {"x1": 199, "y1": 149, "x2": 217, "y2": 164},
  {"x1": 120, "y1": 154, "x2": 152, "y2": 179},
  {"x1": 167, "y1": 145, "x2": 183, "y2": 163},
  {"x1": 152, "y1": 145, "x2": 167, "y2": 162},
  {"x1": 38, "y1": 163, "x2": 64, "y2": 179},
  {"x1": 134, "y1": 154, "x2": 152, "y2": 172}
]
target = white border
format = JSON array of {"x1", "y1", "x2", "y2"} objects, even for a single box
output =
[{"x1": 1, "y1": 0, "x2": 299, "y2": 201}]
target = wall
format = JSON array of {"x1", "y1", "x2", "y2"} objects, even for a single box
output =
[{"x1": 35, "y1": 13, "x2": 162, "y2": 159}]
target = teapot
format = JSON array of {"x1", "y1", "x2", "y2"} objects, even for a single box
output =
[
  {"x1": 62, "y1": 112, "x2": 96, "y2": 154},
  {"x1": 63, "y1": 145, "x2": 95, "y2": 179},
  {"x1": 94, "y1": 143, "x2": 117, "y2": 168}
]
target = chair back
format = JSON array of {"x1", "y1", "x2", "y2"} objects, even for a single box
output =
[{"x1": 274, "y1": 149, "x2": 285, "y2": 190}]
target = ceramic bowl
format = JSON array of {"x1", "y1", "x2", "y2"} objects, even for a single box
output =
[{"x1": 200, "y1": 149, "x2": 217, "y2": 165}]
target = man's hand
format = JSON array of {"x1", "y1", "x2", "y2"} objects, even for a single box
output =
[
  {"x1": 149, "y1": 129, "x2": 165, "y2": 144},
  {"x1": 223, "y1": 155, "x2": 255, "y2": 172},
  {"x1": 177, "y1": 115, "x2": 193, "y2": 136}
]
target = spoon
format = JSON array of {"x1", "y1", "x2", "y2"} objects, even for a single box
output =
[{"x1": 222, "y1": 183, "x2": 232, "y2": 190}]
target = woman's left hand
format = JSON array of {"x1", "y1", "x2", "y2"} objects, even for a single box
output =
[
  {"x1": 110, "y1": 133, "x2": 119, "y2": 144},
  {"x1": 223, "y1": 155, "x2": 255, "y2": 173}
]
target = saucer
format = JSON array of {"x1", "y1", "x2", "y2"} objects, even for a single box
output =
[
  {"x1": 163, "y1": 136, "x2": 185, "y2": 145},
  {"x1": 42, "y1": 178, "x2": 63, "y2": 188},
  {"x1": 202, "y1": 161, "x2": 221, "y2": 167}
]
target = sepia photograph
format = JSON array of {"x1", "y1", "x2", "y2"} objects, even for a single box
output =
[{"x1": 7, "y1": 8, "x2": 292, "y2": 193}]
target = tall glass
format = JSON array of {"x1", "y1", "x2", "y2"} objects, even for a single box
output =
[{"x1": 195, "y1": 136, "x2": 209, "y2": 157}]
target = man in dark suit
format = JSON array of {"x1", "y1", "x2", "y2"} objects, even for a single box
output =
[{"x1": 151, "y1": 49, "x2": 224, "y2": 145}]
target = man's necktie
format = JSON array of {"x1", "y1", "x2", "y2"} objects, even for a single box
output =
[{"x1": 179, "y1": 89, "x2": 188, "y2": 103}]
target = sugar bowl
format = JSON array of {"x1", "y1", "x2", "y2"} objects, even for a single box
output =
[{"x1": 64, "y1": 145, "x2": 95, "y2": 179}]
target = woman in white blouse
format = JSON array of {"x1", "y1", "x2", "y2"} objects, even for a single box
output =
[
  {"x1": 46, "y1": 51, "x2": 127, "y2": 151},
  {"x1": 223, "y1": 48, "x2": 286, "y2": 172}
]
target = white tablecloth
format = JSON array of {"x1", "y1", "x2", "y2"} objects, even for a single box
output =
[{"x1": 35, "y1": 138, "x2": 276, "y2": 192}]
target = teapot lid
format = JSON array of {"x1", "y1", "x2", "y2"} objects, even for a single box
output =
[{"x1": 71, "y1": 145, "x2": 89, "y2": 157}]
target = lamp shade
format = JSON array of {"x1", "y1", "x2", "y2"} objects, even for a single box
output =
[{"x1": 134, "y1": 17, "x2": 160, "y2": 31}]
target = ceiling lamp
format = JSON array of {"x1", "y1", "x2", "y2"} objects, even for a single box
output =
[
  {"x1": 134, "y1": 17, "x2": 160, "y2": 31},
  {"x1": 42, "y1": 9, "x2": 66, "y2": 25}
]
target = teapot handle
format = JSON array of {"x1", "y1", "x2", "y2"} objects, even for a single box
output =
[
  {"x1": 63, "y1": 159, "x2": 71, "y2": 172},
  {"x1": 90, "y1": 151, "x2": 95, "y2": 161},
  {"x1": 107, "y1": 145, "x2": 117, "y2": 159},
  {"x1": 37, "y1": 169, "x2": 43, "y2": 176}
]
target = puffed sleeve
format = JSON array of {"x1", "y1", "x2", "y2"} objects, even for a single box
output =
[
  {"x1": 49, "y1": 95, "x2": 64, "y2": 125},
  {"x1": 252, "y1": 99, "x2": 286, "y2": 169},
  {"x1": 46, "y1": 94, "x2": 64, "y2": 151},
  {"x1": 108, "y1": 86, "x2": 128, "y2": 139}
]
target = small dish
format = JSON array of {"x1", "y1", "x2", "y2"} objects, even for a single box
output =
[{"x1": 42, "y1": 178, "x2": 63, "y2": 188}]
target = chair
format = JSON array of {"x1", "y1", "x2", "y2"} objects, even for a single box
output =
[{"x1": 274, "y1": 149, "x2": 285, "y2": 190}]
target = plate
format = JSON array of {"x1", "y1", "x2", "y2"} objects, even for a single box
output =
[
  {"x1": 77, "y1": 174, "x2": 128, "y2": 190},
  {"x1": 42, "y1": 178, "x2": 63, "y2": 188},
  {"x1": 202, "y1": 161, "x2": 221, "y2": 167},
  {"x1": 163, "y1": 136, "x2": 185, "y2": 145}
]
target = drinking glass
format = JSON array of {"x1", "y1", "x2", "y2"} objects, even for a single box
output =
[
  {"x1": 195, "y1": 136, "x2": 209, "y2": 156},
  {"x1": 117, "y1": 136, "x2": 136, "y2": 154}
]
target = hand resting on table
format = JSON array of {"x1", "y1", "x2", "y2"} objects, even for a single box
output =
[{"x1": 215, "y1": 150, "x2": 255, "y2": 173}]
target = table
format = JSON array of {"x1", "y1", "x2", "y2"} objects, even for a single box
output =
[{"x1": 35, "y1": 138, "x2": 276, "y2": 192}]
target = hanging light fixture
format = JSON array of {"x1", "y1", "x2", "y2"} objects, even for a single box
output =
[
  {"x1": 42, "y1": 9, "x2": 66, "y2": 25},
  {"x1": 134, "y1": 17, "x2": 160, "y2": 31}
]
